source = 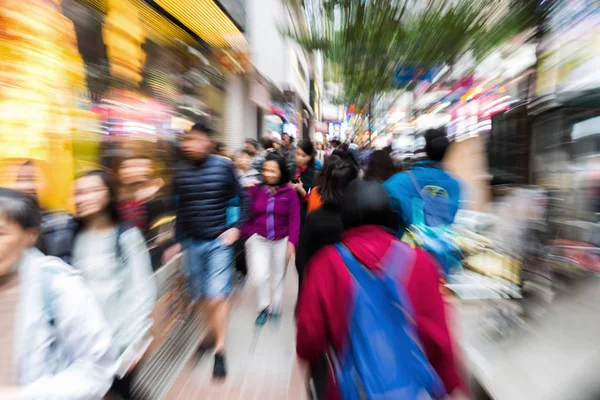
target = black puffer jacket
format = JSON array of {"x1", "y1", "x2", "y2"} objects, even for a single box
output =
[{"x1": 173, "y1": 155, "x2": 241, "y2": 242}]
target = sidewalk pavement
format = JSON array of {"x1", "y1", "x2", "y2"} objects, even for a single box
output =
[{"x1": 166, "y1": 262, "x2": 310, "y2": 400}]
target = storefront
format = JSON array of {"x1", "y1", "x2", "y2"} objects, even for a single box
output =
[
  {"x1": 0, "y1": 0, "x2": 249, "y2": 210},
  {"x1": 0, "y1": 1, "x2": 248, "y2": 396}
]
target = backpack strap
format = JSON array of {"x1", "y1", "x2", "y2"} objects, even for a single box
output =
[
  {"x1": 334, "y1": 242, "x2": 416, "y2": 291},
  {"x1": 334, "y1": 243, "x2": 370, "y2": 282},
  {"x1": 407, "y1": 171, "x2": 424, "y2": 199},
  {"x1": 115, "y1": 224, "x2": 130, "y2": 263},
  {"x1": 382, "y1": 241, "x2": 417, "y2": 284},
  {"x1": 335, "y1": 242, "x2": 420, "y2": 329},
  {"x1": 41, "y1": 266, "x2": 58, "y2": 327}
]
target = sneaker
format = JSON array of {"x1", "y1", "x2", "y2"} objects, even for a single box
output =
[
  {"x1": 255, "y1": 308, "x2": 270, "y2": 326},
  {"x1": 213, "y1": 352, "x2": 227, "y2": 380},
  {"x1": 269, "y1": 310, "x2": 280, "y2": 320},
  {"x1": 197, "y1": 336, "x2": 215, "y2": 357}
]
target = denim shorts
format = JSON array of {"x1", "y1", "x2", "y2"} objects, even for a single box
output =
[{"x1": 185, "y1": 237, "x2": 233, "y2": 299}]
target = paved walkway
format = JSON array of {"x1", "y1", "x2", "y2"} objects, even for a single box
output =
[{"x1": 166, "y1": 263, "x2": 310, "y2": 399}]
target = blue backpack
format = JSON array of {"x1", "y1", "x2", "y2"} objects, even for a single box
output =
[
  {"x1": 334, "y1": 243, "x2": 445, "y2": 400},
  {"x1": 402, "y1": 172, "x2": 461, "y2": 276}
]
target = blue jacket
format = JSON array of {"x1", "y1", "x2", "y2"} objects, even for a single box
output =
[
  {"x1": 383, "y1": 160, "x2": 461, "y2": 232},
  {"x1": 173, "y1": 155, "x2": 242, "y2": 242}
]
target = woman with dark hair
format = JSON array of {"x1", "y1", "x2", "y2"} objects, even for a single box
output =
[
  {"x1": 364, "y1": 150, "x2": 398, "y2": 182},
  {"x1": 296, "y1": 158, "x2": 358, "y2": 284},
  {"x1": 307, "y1": 154, "x2": 341, "y2": 214},
  {"x1": 297, "y1": 180, "x2": 467, "y2": 400},
  {"x1": 0, "y1": 188, "x2": 116, "y2": 398},
  {"x1": 242, "y1": 152, "x2": 301, "y2": 326},
  {"x1": 116, "y1": 155, "x2": 173, "y2": 271},
  {"x1": 72, "y1": 170, "x2": 157, "y2": 399},
  {"x1": 292, "y1": 139, "x2": 316, "y2": 223}
]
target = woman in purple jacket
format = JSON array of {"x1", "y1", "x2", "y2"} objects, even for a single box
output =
[{"x1": 242, "y1": 152, "x2": 301, "y2": 326}]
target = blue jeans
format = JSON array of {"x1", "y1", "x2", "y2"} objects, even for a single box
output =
[{"x1": 186, "y1": 237, "x2": 233, "y2": 300}]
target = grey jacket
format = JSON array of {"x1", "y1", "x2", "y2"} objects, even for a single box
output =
[{"x1": 15, "y1": 248, "x2": 117, "y2": 399}]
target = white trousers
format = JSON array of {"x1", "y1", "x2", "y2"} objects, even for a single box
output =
[{"x1": 245, "y1": 234, "x2": 288, "y2": 313}]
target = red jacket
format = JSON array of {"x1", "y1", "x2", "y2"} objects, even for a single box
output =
[{"x1": 296, "y1": 225, "x2": 466, "y2": 399}]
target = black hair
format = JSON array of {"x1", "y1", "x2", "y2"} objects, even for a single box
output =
[
  {"x1": 365, "y1": 150, "x2": 397, "y2": 182},
  {"x1": 333, "y1": 147, "x2": 351, "y2": 160},
  {"x1": 117, "y1": 154, "x2": 153, "y2": 172},
  {"x1": 16, "y1": 160, "x2": 36, "y2": 182},
  {"x1": 282, "y1": 132, "x2": 294, "y2": 143},
  {"x1": 314, "y1": 154, "x2": 341, "y2": 187},
  {"x1": 259, "y1": 136, "x2": 274, "y2": 150},
  {"x1": 425, "y1": 128, "x2": 450, "y2": 162},
  {"x1": 190, "y1": 118, "x2": 215, "y2": 136},
  {"x1": 347, "y1": 148, "x2": 360, "y2": 169},
  {"x1": 263, "y1": 152, "x2": 291, "y2": 186},
  {"x1": 297, "y1": 139, "x2": 316, "y2": 168},
  {"x1": 342, "y1": 180, "x2": 400, "y2": 230},
  {"x1": 120, "y1": 154, "x2": 151, "y2": 162},
  {"x1": 319, "y1": 159, "x2": 359, "y2": 207},
  {"x1": 238, "y1": 148, "x2": 254, "y2": 158},
  {"x1": 76, "y1": 169, "x2": 121, "y2": 224},
  {"x1": 215, "y1": 142, "x2": 226, "y2": 151},
  {"x1": 245, "y1": 138, "x2": 259, "y2": 149},
  {"x1": 0, "y1": 187, "x2": 41, "y2": 229},
  {"x1": 392, "y1": 156, "x2": 406, "y2": 173}
]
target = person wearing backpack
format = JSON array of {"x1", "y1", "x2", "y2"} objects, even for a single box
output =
[
  {"x1": 0, "y1": 188, "x2": 117, "y2": 399},
  {"x1": 296, "y1": 180, "x2": 468, "y2": 400},
  {"x1": 383, "y1": 128, "x2": 462, "y2": 275},
  {"x1": 384, "y1": 128, "x2": 460, "y2": 231},
  {"x1": 14, "y1": 160, "x2": 78, "y2": 265},
  {"x1": 72, "y1": 170, "x2": 157, "y2": 399}
]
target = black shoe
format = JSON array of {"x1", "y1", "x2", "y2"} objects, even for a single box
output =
[
  {"x1": 213, "y1": 352, "x2": 227, "y2": 380},
  {"x1": 255, "y1": 308, "x2": 270, "y2": 326},
  {"x1": 197, "y1": 337, "x2": 215, "y2": 357},
  {"x1": 269, "y1": 310, "x2": 280, "y2": 320}
]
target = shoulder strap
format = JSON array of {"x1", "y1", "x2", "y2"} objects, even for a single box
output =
[
  {"x1": 382, "y1": 241, "x2": 416, "y2": 284},
  {"x1": 407, "y1": 171, "x2": 424, "y2": 199},
  {"x1": 335, "y1": 242, "x2": 414, "y2": 285},
  {"x1": 334, "y1": 243, "x2": 369, "y2": 280},
  {"x1": 41, "y1": 267, "x2": 58, "y2": 326},
  {"x1": 115, "y1": 224, "x2": 129, "y2": 262}
]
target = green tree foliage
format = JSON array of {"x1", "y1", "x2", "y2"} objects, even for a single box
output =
[{"x1": 286, "y1": 0, "x2": 540, "y2": 108}]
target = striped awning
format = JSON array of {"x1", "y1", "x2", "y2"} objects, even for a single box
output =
[{"x1": 153, "y1": 0, "x2": 247, "y2": 50}]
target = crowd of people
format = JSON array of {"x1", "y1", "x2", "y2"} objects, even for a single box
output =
[{"x1": 0, "y1": 118, "x2": 468, "y2": 399}]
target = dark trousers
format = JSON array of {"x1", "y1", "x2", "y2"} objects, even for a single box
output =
[
  {"x1": 233, "y1": 239, "x2": 247, "y2": 277},
  {"x1": 310, "y1": 356, "x2": 329, "y2": 400},
  {"x1": 110, "y1": 373, "x2": 135, "y2": 399},
  {"x1": 110, "y1": 368, "x2": 146, "y2": 400}
]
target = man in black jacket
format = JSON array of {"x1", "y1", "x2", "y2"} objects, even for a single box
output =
[{"x1": 163, "y1": 120, "x2": 243, "y2": 380}]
